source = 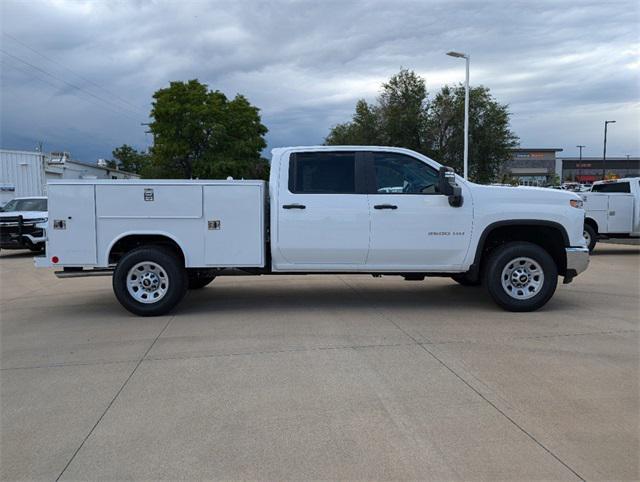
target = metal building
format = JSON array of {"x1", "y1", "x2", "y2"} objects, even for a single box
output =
[
  {"x1": 0, "y1": 149, "x2": 47, "y2": 206},
  {"x1": 1, "y1": 149, "x2": 140, "y2": 207}
]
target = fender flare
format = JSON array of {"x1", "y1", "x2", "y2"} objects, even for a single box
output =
[{"x1": 468, "y1": 220, "x2": 570, "y2": 279}]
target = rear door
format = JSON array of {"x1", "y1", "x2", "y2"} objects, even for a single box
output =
[
  {"x1": 365, "y1": 151, "x2": 473, "y2": 270},
  {"x1": 276, "y1": 151, "x2": 370, "y2": 266}
]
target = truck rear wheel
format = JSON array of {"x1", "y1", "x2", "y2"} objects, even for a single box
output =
[
  {"x1": 484, "y1": 242, "x2": 558, "y2": 312},
  {"x1": 583, "y1": 224, "x2": 597, "y2": 253},
  {"x1": 113, "y1": 246, "x2": 187, "y2": 316}
]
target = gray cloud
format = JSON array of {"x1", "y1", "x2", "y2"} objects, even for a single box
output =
[{"x1": 1, "y1": 0, "x2": 638, "y2": 162}]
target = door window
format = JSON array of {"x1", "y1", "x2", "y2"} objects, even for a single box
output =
[
  {"x1": 289, "y1": 152, "x2": 356, "y2": 194},
  {"x1": 372, "y1": 152, "x2": 439, "y2": 194}
]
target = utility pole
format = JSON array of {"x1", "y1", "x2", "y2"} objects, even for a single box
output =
[
  {"x1": 602, "y1": 120, "x2": 616, "y2": 180},
  {"x1": 576, "y1": 145, "x2": 585, "y2": 161},
  {"x1": 141, "y1": 122, "x2": 154, "y2": 153}
]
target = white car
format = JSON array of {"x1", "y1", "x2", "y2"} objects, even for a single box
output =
[
  {"x1": 0, "y1": 196, "x2": 48, "y2": 252},
  {"x1": 581, "y1": 178, "x2": 640, "y2": 251},
  {"x1": 37, "y1": 146, "x2": 589, "y2": 315}
]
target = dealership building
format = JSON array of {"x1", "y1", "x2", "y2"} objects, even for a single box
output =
[
  {"x1": 502, "y1": 149, "x2": 639, "y2": 186},
  {"x1": 502, "y1": 148, "x2": 563, "y2": 186},
  {"x1": 559, "y1": 157, "x2": 640, "y2": 183}
]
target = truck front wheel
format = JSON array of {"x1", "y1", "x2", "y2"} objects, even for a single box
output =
[
  {"x1": 484, "y1": 242, "x2": 558, "y2": 312},
  {"x1": 583, "y1": 224, "x2": 597, "y2": 253},
  {"x1": 113, "y1": 246, "x2": 187, "y2": 316}
]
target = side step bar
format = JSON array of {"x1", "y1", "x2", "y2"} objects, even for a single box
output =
[{"x1": 55, "y1": 269, "x2": 114, "y2": 278}]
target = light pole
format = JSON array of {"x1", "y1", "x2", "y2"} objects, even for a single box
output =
[
  {"x1": 576, "y1": 145, "x2": 585, "y2": 161},
  {"x1": 602, "y1": 120, "x2": 616, "y2": 180},
  {"x1": 446, "y1": 51, "x2": 470, "y2": 179}
]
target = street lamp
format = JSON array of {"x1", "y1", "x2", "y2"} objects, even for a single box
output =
[
  {"x1": 446, "y1": 51, "x2": 470, "y2": 180},
  {"x1": 576, "y1": 145, "x2": 585, "y2": 161},
  {"x1": 602, "y1": 120, "x2": 616, "y2": 180}
]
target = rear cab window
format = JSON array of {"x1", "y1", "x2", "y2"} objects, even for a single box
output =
[{"x1": 591, "y1": 182, "x2": 630, "y2": 193}]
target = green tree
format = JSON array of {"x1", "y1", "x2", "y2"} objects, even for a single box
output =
[
  {"x1": 148, "y1": 79, "x2": 268, "y2": 179},
  {"x1": 427, "y1": 85, "x2": 518, "y2": 183},
  {"x1": 326, "y1": 69, "x2": 428, "y2": 151},
  {"x1": 326, "y1": 69, "x2": 518, "y2": 183},
  {"x1": 325, "y1": 99, "x2": 380, "y2": 145},
  {"x1": 110, "y1": 144, "x2": 150, "y2": 175}
]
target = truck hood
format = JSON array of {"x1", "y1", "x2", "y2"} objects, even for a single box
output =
[
  {"x1": 0, "y1": 211, "x2": 48, "y2": 221},
  {"x1": 469, "y1": 184, "x2": 581, "y2": 204}
]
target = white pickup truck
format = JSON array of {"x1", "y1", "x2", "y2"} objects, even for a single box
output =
[
  {"x1": 580, "y1": 178, "x2": 640, "y2": 252},
  {"x1": 36, "y1": 146, "x2": 589, "y2": 315}
]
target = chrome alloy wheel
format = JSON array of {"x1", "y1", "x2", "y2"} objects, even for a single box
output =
[
  {"x1": 583, "y1": 229, "x2": 591, "y2": 248},
  {"x1": 500, "y1": 257, "x2": 545, "y2": 300},
  {"x1": 126, "y1": 261, "x2": 169, "y2": 304}
]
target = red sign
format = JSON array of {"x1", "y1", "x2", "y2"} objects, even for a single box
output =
[{"x1": 576, "y1": 175, "x2": 597, "y2": 182}]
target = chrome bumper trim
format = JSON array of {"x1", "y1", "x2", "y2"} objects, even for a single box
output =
[{"x1": 565, "y1": 247, "x2": 589, "y2": 276}]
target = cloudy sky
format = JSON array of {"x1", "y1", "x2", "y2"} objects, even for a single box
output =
[{"x1": 1, "y1": 0, "x2": 638, "y2": 163}]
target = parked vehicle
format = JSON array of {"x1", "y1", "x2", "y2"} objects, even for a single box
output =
[
  {"x1": 580, "y1": 178, "x2": 640, "y2": 252},
  {"x1": 0, "y1": 197, "x2": 48, "y2": 252},
  {"x1": 36, "y1": 146, "x2": 589, "y2": 315}
]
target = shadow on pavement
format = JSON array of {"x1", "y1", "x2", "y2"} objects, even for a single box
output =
[
  {"x1": 0, "y1": 250, "x2": 38, "y2": 259},
  {"x1": 592, "y1": 248, "x2": 640, "y2": 256}
]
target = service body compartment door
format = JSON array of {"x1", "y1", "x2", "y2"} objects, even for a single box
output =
[
  {"x1": 607, "y1": 195, "x2": 634, "y2": 233},
  {"x1": 48, "y1": 184, "x2": 97, "y2": 265},
  {"x1": 204, "y1": 184, "x2": 265, "y2": 267}
]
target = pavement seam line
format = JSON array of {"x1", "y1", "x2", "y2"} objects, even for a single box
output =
[
  {"x1": 0, "y1": 342, "x2": 419, "y2": 371},
  {"x1": 337, "y1": 276, "x2": 586, "y2": 482},
  {"x1": 54, "y1": 315, "x2": 175, "y2": 481}
]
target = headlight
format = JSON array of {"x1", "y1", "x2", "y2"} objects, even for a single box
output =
[{"x1": 569, "y1": 199, "x2": 583, "y2": 209}]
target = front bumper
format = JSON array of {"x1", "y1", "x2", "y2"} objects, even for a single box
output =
[
  {"x1": 564, "y1": 247, "x2": 589, "y2": 283},
  {"x1": 0, "y1": 220, "x2": 46, "y2": 249}
]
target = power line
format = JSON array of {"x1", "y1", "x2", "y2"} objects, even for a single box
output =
[
  {"x1": 2, "y1": 32, "x2": 147, "y2": 115},
  {"x1": 0, "y1": 47, "x2": 142, "y2": 121},
  {"x1": 1, "y1": 61, "x2": 137, "y2": 153}
]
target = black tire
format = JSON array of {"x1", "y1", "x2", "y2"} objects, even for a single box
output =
[
  {"x1": 484, "y1": 241, "x2": 558, "y2": 312},
  {"x1": 187, "y1": 273, "x2": 216, "y2": 290},
  {"x1": 451, "y1": 273, "x2": 481, "y2": 286},
  {"x1": 29, "y1": 243, "x2": 44, "y2": 253},
  {"x1": 112, "y1": 246, "x2": 188, "y2": 316},
  {"x1": 583, "y1": 223, "x2": 597, "y2": 253}
]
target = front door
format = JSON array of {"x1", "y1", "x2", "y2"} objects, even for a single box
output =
[
  {"x1": 365, "y1": 151, "x2": 473, "y2": 270},
  {"x1": 276, "y1": 151, "x2": 370, "y2": 267}
]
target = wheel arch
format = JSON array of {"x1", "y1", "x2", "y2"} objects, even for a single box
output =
[
  {"x1": 584, "y1": 217, "x2": 599, "y2": 234},
  {"x1": 470, "y1": 220, "x2": 569, "y2": 278},
  {"x1": 107, "y1": 232, "x2": 187, "y2": 266}
]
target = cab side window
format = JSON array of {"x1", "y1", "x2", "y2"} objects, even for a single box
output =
[
  {"x1": 373, "y1": 152, "x2": 439, "y2": 194},
  {"x1": 289, "y1": 152, "x2": 356, "y2": 194}
]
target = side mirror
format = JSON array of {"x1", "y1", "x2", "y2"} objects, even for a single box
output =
[{"x1": 438, "y1": 166, "x2": 463, "y2": 207}]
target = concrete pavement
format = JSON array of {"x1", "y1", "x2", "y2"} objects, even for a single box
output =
[{"x1": 1, "y1": 245, "x2": 638, "y2": 480}]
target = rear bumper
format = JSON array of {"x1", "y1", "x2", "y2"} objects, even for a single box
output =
[{"x1": 564, "y1": 247, "x2": 589, "y2": 283}]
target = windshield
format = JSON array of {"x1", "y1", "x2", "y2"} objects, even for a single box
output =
[{"x1": 2, "y1": 198, "x2": 47, "y2": 212}]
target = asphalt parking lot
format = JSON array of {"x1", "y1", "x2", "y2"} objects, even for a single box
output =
[{"x1": 1, "y1": 245, "x2": 638, "y2": 481}]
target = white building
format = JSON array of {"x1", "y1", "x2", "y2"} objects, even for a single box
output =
[{"x1": 0, "y1": 149, "x2": 139, "y2": 206}]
